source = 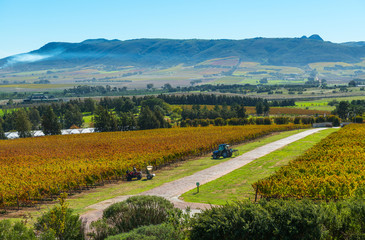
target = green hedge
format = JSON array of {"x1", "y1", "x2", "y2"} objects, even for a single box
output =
[
  {"x1": 105, "y1": 223, "x2": 184, "y2": 240},
  {"x1": 190, "y1": 199, "x2": 365, "y2": 240}
]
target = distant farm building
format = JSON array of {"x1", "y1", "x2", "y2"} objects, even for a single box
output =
[{"x1": 23, "y1": 93, "x2": 59, "y2": 103}]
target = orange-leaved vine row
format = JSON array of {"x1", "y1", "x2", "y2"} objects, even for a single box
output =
[
  {"x1": 0, "y1": 124, "x2": 306, "y2": 206},
  {"x1": 253, "y1": 124, "x2": 365, "y2": 200}
]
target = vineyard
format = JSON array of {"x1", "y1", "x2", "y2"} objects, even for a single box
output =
[
  {"x1": 0, "y1": 124, "x2": 305, "y2": 208},
  {"x1": 253, "y1": 124, "x2": 365, "y2": 200}
]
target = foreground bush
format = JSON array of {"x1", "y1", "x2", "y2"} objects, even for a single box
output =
[
  {"x1": 190, "y1": 198, "x2": 365, "y2": 240},
  {"x1": 190, "y1": 199, "x2": 321, "y2": 240},
  {"x1": 34, "y1": 193, "x2": 84, "y2": 240},
  {"x1": 0, "y1": 220, "x2": 36, "y2": 240},
  {"x1": 105, "y1": 223, "x2": 185, "y2": 240},
  {"x1": 0, "y1": 193, "x2": 83, "y2": 240},
  {"x1": 90, "y1": 195, "x2": 181, "y2": 239}
]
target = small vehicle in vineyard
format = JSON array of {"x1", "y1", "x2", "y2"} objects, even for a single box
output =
[
  {"x1": 126, "y1": 166, "x2": 142, "y2": 181},
  {"x1": 212, "y1": 144, "x2": 238, "y2": 159},
  {"x1": 146, "y1": 165, "x2": 155, "y2": 180}
]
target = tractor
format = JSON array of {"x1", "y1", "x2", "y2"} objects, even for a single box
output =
[{"x1": 212, "y1": 144, "x2": 237, "y2": 159}]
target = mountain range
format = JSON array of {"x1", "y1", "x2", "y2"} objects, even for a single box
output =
[{"x1": 1, "y1": 35, "x2": 365, "y2": 70}]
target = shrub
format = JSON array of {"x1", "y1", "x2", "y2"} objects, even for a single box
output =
[
  {"x1": 294, "y1": 117, "x2": 301, "y2": 124},
  {"x1": 301, "y1": 117, "x2": 314, "y2": 125},
  {"x1": 213, "y1": 117, "x2": 226, "y2": 126},
  {"x1": 263, "y1": 117, "x2": 271, "y2": 125},
  {"x1": 326, "y1": 115, "x2": 341, "y2": 126},
  {"x1": 0, "y1": 220, "x2": 36, "y2": 240},
  {"x1": 227, "y1": 118, "x2": 240, "y2": 126},
  {"x1": 320, "y1": 199, "x2": 365, "y2": 239},
  {"x1": 105, "y1": 223, "x2": 185, "y2": 240},
  {"x1": 262, "y1": 199, "x2": 322, "y2": 240},
  {"x1": 315, "y1": 116, "x2": 325, "y2": 123},
  {"x1": 191, "y1": 119, "x2": 199, "y2": 127},
  {"x1": 190, "y1": 199, "x2": 322, "y2": 240},
  {"x1": 353, "y1": 116, "x2": 363, "y2": 123},
  {"x1": 199, "y1": 119, "x2": 210, "y2": 127},
  {"x1": 255, "y1": 117, "x2": 265, "y2": 125},
  {"x1": 190, "y1": 201, "x2": 272, "y2": 240},
  {"x1": 274, "y1": 117, "x2": 290, "y2": 125},
  {"x1": 89, "y1": 218, "x2": 116, "y2": 240},
  {"x1": 34, "y1": 193, "x2": 84, "y2": 240},
  {"x1": 91, "y1": 196, "x2": 178, "y2": 239}
]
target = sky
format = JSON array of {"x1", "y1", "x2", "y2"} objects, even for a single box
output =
[{"x1": 1, "y1": 0, "x2": 365, "y2": 58}]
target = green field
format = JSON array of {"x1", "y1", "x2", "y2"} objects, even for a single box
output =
[
  {"x1": 1, "y1": 58, "x2": 363, "y2": 92},
  {"x1": 0, "y1": 84, "x2": 75, "y2": 89},
  {"x1": 295, "y1": 95, "x2": 365, "y2": 111},
  {"x1": 180, "y1": 128, "x2": 338, "y2": 205},
  {"x1": 82, "y1": 114, "x2": 94, "y2": 128}
]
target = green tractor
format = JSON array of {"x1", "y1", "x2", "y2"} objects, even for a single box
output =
[{"x1": 212, "y1": 144, "x2": 238, "y2": 159}]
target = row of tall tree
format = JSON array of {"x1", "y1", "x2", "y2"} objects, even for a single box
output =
[
  {"x1": 0, "y1": 97, "x2": 172, "y2": 139},
  {"x1": 0, "y1": 106, "x2": 61, "y2": 139},
  {"x1": 181, "y1": 101, "x2": 269, "y2": 120},
  {"x1": 158, "y1": 93, "x2": 294, "y2": 106},
  {"x1": 1, "y1": 104, "x2": 83, "y2": 132},
  {"x1": 332, "y1": 100, "x2": 365, "y2": 119}
]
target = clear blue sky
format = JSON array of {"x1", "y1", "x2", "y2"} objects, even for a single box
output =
[{"x1": 1, "y1": 0, "x2": 364, "y2": 58}]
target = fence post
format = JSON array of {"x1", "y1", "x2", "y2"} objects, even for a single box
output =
[
  {"x1": 49, "y1": 186, "x2": 53, "y2": 199},
  {"x1": 27, "y1": 191, "x2": 31, "y2": 206},
  {"x1": 76, "y1": 180, "x2": 81, "y2": 193},
  {"x1": 1, "y1": 195, "x2": 5, "y2": 213},
  {"x1": 114, "y1": 171, "x2": 119, "y2": 181},
  {"x1": 255, "y1": 186, "x2": 258, "y2": 203},
  {"x1": 67, "y1": 182, "x2": 72, "y2": 194},
  {"x1": 100, "y1": 175, "x2": 104, "y2": 186},
  {"x1": 16, "y1": 194, "x2": 20, "y2": 210}
]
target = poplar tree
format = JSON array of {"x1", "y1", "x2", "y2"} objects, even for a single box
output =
[
  {"x1": 15, "y1": 109, "x2": 32, "y2": 138},
  {"x1": 42, "y1": 106, "x2": 61, "y2": 135}
]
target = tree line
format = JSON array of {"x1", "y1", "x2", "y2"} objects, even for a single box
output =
[
  {"x1": 331, "y1": 100, "x2": 365, "y2": 120},
  {"x1": 158, "y1": 93, "x2": 295, "y2": 106},
  {"x1": 180, "y1": 115, "x2": 340, "y2": 128},
  {"x1": 0, "y1": 97, "x2": 172, "y2": 139}
]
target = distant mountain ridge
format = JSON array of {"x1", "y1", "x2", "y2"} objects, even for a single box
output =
[{"x1": 1, "y1": 36, "x2": 365, "y2": 70}]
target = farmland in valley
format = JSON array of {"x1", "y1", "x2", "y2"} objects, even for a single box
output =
[
  {"x1": 0, "y1": 124, "x2": 306, "y2": 207},
  {"x1": 253, "y1": 124, "x2": 365, "y2": 200}
]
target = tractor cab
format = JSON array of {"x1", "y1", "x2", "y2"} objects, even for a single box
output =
[{"x1": 218, "y1": 144, "x2": 229, "y2": 151}]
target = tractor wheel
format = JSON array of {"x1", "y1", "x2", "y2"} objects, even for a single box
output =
[
  {"x1": 212, "y1": 154, "x2": 218, "y2": 159},
  {"x1": 137, "y1": 174, "x2": 142, "y2": 180},
  {"x1": 222, "y1": 152, "x2": 228, "y2": 158},
  {"x1": 147, "y1": 174, "x2": 153, "y2": 180},
  {"x1": 127, "y1": 176, "x2": 132, "y2": 181}
]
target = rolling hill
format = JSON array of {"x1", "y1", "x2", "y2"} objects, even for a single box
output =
[{"x1": 1, "y1": 35, "x2": 365, "y2": 70}]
